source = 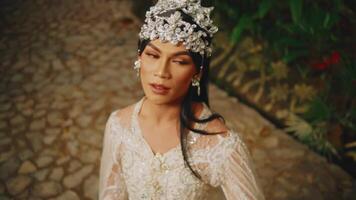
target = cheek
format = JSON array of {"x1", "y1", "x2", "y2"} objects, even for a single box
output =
[
  {"x1": 171, "y1": 67, "x2": 195, "y2": 90},
  {"x1": 139, "y1": 60, "x2": 154, "y2": 80}
]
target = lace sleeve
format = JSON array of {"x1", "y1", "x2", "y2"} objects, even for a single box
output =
[
  {"x1": 99, "y1": 111, "x2": 128, "y2": 200},
  {"x1": 220, "y1": 130, "x2": 265, "y2": 200}
]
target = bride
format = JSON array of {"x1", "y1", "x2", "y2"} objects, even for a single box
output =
[{"x1": 99, "y1": 0, "x2": 265, "y2": 199}]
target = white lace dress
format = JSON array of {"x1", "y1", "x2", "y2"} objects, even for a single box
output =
[{"x1": 99, "y1": 96, "x2": 265, "y2": 200}]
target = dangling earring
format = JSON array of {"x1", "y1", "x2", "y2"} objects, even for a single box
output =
[
  {"x1": 134, "y1": 59, "x2": 141, "y2": 77},
  {"x1": 192, "y1": 65, "x2": 203, "y2": 96}
]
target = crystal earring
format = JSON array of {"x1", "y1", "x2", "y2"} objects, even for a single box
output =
[
  {"x1": 192, "y1": 65, "x2": 203, "y2": 96},
  {"x1": 134, "y1": 59, "x2": 141, "y2": 77},
  {"x1": 192, "y1": 77, "x2": 200, "y2": 96}
]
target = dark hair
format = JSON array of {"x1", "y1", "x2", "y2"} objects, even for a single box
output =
[{"x1": 137, "y1": 9, "x2": 226, "y2": 181}]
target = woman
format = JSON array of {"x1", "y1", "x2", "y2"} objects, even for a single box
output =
[{"x1": 99, "y1": 0, "x2": 265, "y2": 199}]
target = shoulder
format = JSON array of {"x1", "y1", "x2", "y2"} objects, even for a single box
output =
[
  {"x1": 113, "y1": 103, "x2": 135, "y2": 119},
  {"x1": 205, "y1": 117, "x2": 230, "y2": 137},
  {"x1": 109, "y1": 101, "x2": 137, "y2": 129},
  {"x1": 192, "y1": 102, "x2": 230, "y2": 137},
  {"x1": 188, "y1": 103, "x2": 236, "y2": 156}
]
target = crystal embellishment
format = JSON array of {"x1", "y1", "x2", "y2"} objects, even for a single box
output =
[{"x1": 139, "y1": 0, "x2": 218, "y2": 57}]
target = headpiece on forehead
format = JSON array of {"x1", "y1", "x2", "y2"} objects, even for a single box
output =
[{"x1": 138, "y1": 0, "x2": 218, "y2": 57}]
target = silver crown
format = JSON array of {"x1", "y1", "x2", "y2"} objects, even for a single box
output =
[{"x1": 139, "y1": 0, "x2": 218, "y2": 57}]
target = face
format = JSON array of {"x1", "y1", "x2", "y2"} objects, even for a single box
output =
[{"x1": 139, "y1": 39, "x2": 199, "y2": 105}]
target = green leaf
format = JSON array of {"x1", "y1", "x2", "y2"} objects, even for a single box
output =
[
  {"x1": 257, "y1": 0, "x2": 272, "y2": 19},
  {"x1": 231, "y1": 15, "x2": 252, "y2": 44},
  {"x1": 308, "y1": 7, "x2": 327, "y2": 31},
  {"x1": 276, "y1": 37, "x2": 306, "y2": 47},
  {"x1": 213, "y1": 1, "x2": 239, "y2": 20},
  {"x1": 323, "y1": 13, "x2": 330, "y2": 28},
  {"x1": 350, "y1": 107, "x2": 356, "y2": 120},
  {"x1": 289, "y1": 0, "x2": 303, "y2": 24},
  {"x1": 303, "y1": 96, "x2": 332, "y2": 122},
  {"x1": 333, "y1": 0, "x2": 342, "y2": 10},
  {"x1": 325, "y1": 13, "x2": 340, "y2": 29},
  {"x1": 282, "y1": 50, "x2": 309, "y2": 63}
]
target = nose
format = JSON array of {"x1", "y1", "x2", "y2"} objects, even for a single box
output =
[{"x1": 154, "y1": 57, "x2": 171, "y2": 79}]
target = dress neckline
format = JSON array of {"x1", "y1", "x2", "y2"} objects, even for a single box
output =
[{"x1": 132, "y1": 96, "x2": 208, "y2": 158}]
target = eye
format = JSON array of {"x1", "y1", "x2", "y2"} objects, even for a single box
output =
[
  {"x1": 145, "y1": 52, "x2": 159, "y2": 59},
  {"x1": 173, "y1": 60, "x2": 188, "y2": 65},
  {"x1": 173, "y1": 60, "x2": 189, "y2": 65}
]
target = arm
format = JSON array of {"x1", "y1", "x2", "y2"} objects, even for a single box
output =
[
  {"x1": 99, "y1": 112, "x2": 128, "y2": 200},
  {"x1": 220, "y1": 131, "x2": 265, "y2": 200}
]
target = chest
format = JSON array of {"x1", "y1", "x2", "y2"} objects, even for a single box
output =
[
  {"x1": 119, "y1": 142, "x2": 209, "y2": 200},
  {"x1": 139, "y1": 120, "x2": 181, "y2": 155}
]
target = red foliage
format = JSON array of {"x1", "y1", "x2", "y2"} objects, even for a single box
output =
[
  {"x1": 312, "y1": 62, "x2": 329, "y2": 70},
  {"x1": 311, "y1": 51, "x2": 341, "y2": 71},
  {"x1": 326, "y1": 51, "x2": 341, "y2": 65}
]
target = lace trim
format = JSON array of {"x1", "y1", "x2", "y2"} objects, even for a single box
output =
[{"x1": 130, "y1": 96, "x2": 210, "y2": 158}]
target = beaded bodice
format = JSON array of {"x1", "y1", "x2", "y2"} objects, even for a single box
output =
[{"x1": 99, "y1": 96, "x2": 265, "y2": 200}]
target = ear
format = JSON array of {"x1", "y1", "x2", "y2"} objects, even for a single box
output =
[
  {"x1": 195, "y1": 66, "x2": 203, "y2": 79},
  {"x1": 193, "y1": 70, "x2": 202, "y2": 80},
  {"x1": 137, "y1": 49, "x2": 142, "y2": 59}
]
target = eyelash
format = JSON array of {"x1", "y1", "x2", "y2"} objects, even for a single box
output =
[
  {"x1": 146, "y1": 52, "x2": 159, "y2": 59},
  {"x1": 145, "y1": 52, "x2": 188, "y2": 65}
]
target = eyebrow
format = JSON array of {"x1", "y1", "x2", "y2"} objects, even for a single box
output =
[{"x1": 147, "y1": 42, "x2": 190, "y2": 57}]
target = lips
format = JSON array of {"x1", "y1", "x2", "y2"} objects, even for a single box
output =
[
  {"x1": 149, "y1": 83, "x2": 170, "y2": 95},
  {"x1": 150, "y1": 83, "x2": 169, "y2": 90}
]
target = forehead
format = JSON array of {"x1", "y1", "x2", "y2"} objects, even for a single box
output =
[{"x1": 148, "y1": 39, "x2": 188, "y2": 53}]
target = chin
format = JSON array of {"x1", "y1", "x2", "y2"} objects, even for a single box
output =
[
  {"x1": 145, "y1": 91, "x2": 184, "y2": 105},
  {"x1": 148, "y1": 90, "x2": 170, "y2": 98}
]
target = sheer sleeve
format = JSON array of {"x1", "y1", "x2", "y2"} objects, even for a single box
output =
[
  {"x1": 220, "y1": 130, "x2": 265, "y2": 200},
  {"x1": 99, "y1": 111, "x2": 128, "y2": 200},
  {"x1": 188, "y1": 113, "x2": 265, "y2": 200}
]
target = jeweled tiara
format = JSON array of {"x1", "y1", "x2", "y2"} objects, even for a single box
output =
[{"x1": 138, "y1": 0, "x2": 218, "y2": 57}]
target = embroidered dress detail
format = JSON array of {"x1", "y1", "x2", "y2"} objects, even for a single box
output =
[{"x1": 99, "y1": 96, "x2": 265, "y2": 200}]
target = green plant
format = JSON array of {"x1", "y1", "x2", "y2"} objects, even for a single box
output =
[
  {"x1": 208, "y1": 0, "x2": 356, "y2": 176},
  {"x1": 210, "y1": 0, "x2": 354, "y2": 64}
]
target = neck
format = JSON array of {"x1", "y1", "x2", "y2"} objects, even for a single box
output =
[{"x1": 139, "y1": 96, "x2": 183, "y2": 126}]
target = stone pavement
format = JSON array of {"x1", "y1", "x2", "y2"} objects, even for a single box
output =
[{"x1": 0, "y1": 0, "x2": 354, "y2": 199}]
